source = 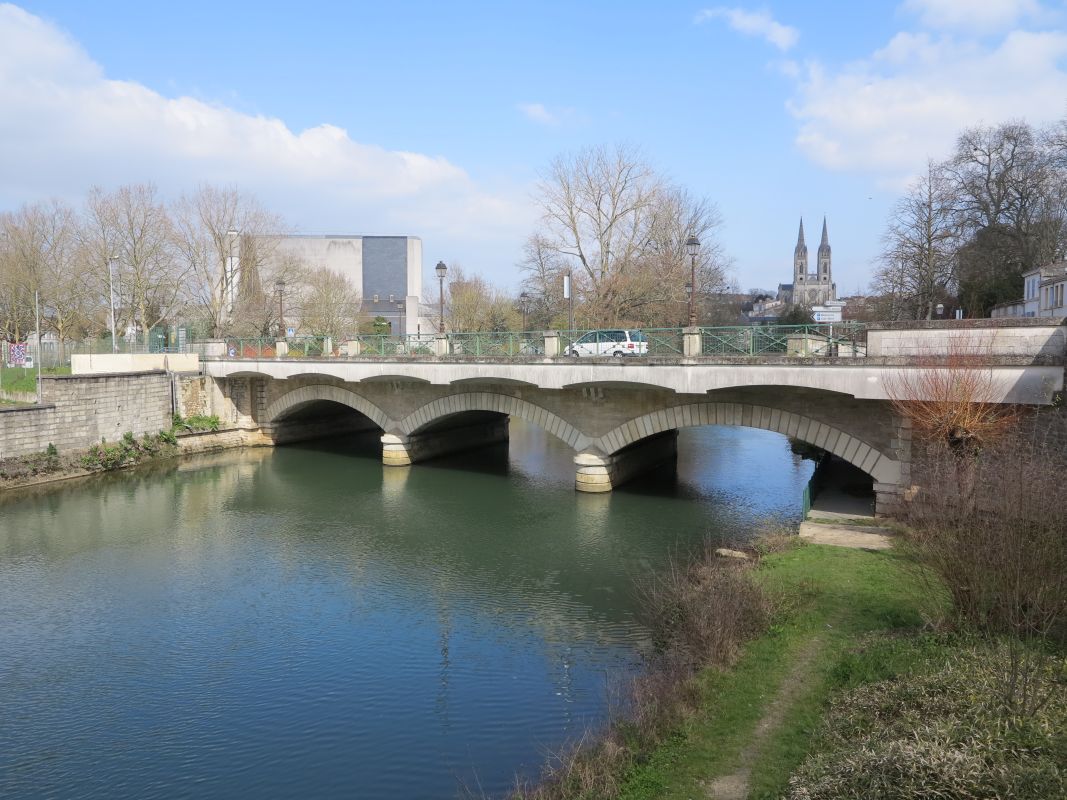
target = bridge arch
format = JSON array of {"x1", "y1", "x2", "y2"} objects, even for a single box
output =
[
  {"x1": 264, "y1": 383, "x2": 393, "y2": 431},
  {"x1": 593, "y1": 402, "x2": 901, "y2": 484},
  {"x1": 399, "y1": 392, "x2": 588, "y2": 450}
]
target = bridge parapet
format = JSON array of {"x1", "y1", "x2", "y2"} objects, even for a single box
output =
[{"x1": 868, "y1": 317, "x2": 1067, "y2": 359}]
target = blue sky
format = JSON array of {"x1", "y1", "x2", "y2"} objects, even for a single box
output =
[{"x1": 3, "y1": 1, "x2": 1067, "y2": 293}]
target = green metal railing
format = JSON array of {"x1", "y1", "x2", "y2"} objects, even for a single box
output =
[
  {"x1": 220, "y1": 336, "x2": 332, "y2": 358},
  {"x1": 700, "y1": 323, "x2": 866, "y2": 357},
  {"x1": 446, "y1": 332, "x2": 542, "y2": 358},
  {"x1": 203, "y1": 323, "x2": 869, "y2": 360}
]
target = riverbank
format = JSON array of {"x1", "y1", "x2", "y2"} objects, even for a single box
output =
[
  {"x1": 0, "y1": 423, "x2": 264, "y2": 491},
  {"x1": 614, "y1": 542, "x2": 924, "y2": 800},
  {"x1": 517, "y1": 538, "x2": 1065, "y2": 800}
]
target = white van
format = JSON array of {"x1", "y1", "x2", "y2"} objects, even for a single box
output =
[{"x1": 565, "y1": 329, "x2": 648, "y2": 357}]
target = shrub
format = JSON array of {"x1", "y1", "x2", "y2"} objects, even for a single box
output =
[
  {"x1": 787, "y1": 643, "x2": 1067, "y2": 800},
  {"x1": 510, "y1": 545, "x2": 774, "y2": 800},
  {"x1": 900, "y1": 408, "x2": 1067, "y2": 717},
  {"x1": 171, "y1": 414, "x2": 221, "y2": 433}
]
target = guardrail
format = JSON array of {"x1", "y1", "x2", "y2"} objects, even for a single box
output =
[
  {"x1": 446, "y1": 332, "x2": 542, "y2": 357},
  {"x1": 202, "y1": 323, "x2": 870, "y2": 360},
  {"x1": 700, "y1": 323, "x2": 867, "y2": 357}
]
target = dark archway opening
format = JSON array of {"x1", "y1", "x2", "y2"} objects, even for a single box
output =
[{"x1": 271, "y1": 400, "x2": 383, "y2": 454}]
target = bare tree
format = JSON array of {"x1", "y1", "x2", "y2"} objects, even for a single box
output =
[
  {"x1": 0, "y1": 201, "x2": 89, "y2": 355},
  {"x1": 296, "y1": 267, "x2": 362, "y2": 340},
  {"x1": 171, "y1": 185, "x2": 285, "y2": 337},
  {"x1": 85, "y1": 185, "x2": 186, "y2": 343},
  {"x1": 523, "y1": 145, "x2": 730, "y2": 327},
  {"x1": 446, "y1": 265, "x2": 520, "y2": 332},
  {"x1": 872, "y1": 161, "x2": 959, "y2": 319},
  {"x1": 946, "y1": 121, "x2": 1065, "y2": 314}
]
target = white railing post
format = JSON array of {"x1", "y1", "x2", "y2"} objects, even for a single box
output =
[
  {"x1": 543, "y1": 330, "x2": 561, "y2": 357},
  {"x1": 682, "y1": 326, "x2": 701, "y2": 357}
]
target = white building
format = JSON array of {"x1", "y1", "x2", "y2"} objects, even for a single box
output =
[
  {"x1": 272, "y1": 235, "x2": 427, "y2": 336},
  {"x1": 992, "y1": 262, "x2": 1067, "y2": 318}
]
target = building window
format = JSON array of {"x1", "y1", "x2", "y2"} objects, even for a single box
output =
[{"x1": 373, "y1": 294, "x2": 379, "y2": 303}]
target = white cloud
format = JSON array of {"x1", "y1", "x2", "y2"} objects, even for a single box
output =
[
  {"x1": 517, "y1": 102, "x2": 558, "y2": 126},
  {"x1": 903, "y1": 0, "x2": 1041, "y2": 33},
  {"x1": 787, "y1": 26, "x2": 1067, "y2": 179},
  {"x1": 0, "y1": 3, "x2": 533, "y2": 263},
  {"x1": 696, "y1": 7, "x2": 799, "y2": 51}
]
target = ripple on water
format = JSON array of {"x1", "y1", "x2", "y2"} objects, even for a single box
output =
[{"x1": 0, "y1": 422, "x2": 810, "y2": 799}]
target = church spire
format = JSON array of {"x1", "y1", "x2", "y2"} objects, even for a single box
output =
[
  {"x1": 818, "y1": 216, "x2": 830, "y2": 255},
  {"x1": 794, "y1": 217, "x2": 807, "y2": 256}
]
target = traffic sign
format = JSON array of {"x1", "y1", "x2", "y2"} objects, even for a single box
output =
[{"x1": 811, "y1": 307, "x2": 842, "y2": 323}]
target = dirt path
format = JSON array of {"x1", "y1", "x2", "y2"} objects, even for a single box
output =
[{"x1": 704, "y1": 632, "x2": 827, "y2": 800}]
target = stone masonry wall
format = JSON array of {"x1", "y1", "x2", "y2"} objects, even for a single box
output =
[{"x1": 0, "y1": 372, "x2": 173, "y2": 460}]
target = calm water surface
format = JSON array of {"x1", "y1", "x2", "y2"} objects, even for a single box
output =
[{"x1": 0, "y1": 422, "x2": 812, "y2": 799}]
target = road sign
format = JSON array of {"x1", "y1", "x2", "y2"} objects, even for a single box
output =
[
  {"x1": 811, "y1": 305, "x2": 842, "y2": 323},
  {"x1": 228, "y1": 346, "x2": 236, "y2": 357},
  {"x1": 286, "y1": 327, "x2": 295, "y2": 337}
]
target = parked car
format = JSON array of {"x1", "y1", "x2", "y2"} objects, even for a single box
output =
[{"x1": 565, "y1": 329, "x2": 648, "y2": 357}]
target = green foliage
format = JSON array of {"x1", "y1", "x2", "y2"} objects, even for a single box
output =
[
  {"x1": 79, "y1": 429, "x2": 178, "y2": 472},
  {"x1": 170, "y1": 414, "x2": 221, "y2": 433},
  {"x1": 371, "y1": 315, "x2": 390, "y2": 335},
  {"x1": 777, "y1": 304, "x2": 813, "y2": 325},
  {"x1": 787, "y1": 643, "x2": 1067, "y2": 799},
  {"x1": 0, "y1": 365, "x2": 72, "y2": 394}
]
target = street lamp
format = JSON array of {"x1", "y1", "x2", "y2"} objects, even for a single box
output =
[
  {"x1": 275, "y1": 278, "x2": 286, "y2": 337},
  {"x1": 685, "y1": 235, "x2": 700, "y2": 327},
  {"x1": 519, "y1": 291, "x2": 530, "y2": 332},
  {"x1": 107, "y1": 256, "x2": 119, "y2": 353},
  {"x1": 435, "y1": 260, "x2": 447, "y2": 333},
  {"x1": 225, "y1": 228, "x2": 239, "y2": 317}
]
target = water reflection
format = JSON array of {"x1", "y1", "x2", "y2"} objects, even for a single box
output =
[{"x1": 0, "y1": 420, "x2": 812, "y2": 799}]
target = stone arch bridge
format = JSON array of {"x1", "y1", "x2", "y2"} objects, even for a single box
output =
[{"x1": 193, "y1": 321, "x2": 1065, "y2": 516}]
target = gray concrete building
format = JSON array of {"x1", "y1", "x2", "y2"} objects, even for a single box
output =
[{"x1": 274, "y1": 235, "x2": 425, "y2": 335}]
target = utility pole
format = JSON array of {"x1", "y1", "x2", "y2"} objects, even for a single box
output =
[{"x1": 108, "y1": 256, "x2": 119, "y2": 353}]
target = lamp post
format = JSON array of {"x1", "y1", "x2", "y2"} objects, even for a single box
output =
[
  {"x1": 225, "y1": 228, "x2": 239, "y2": 318},
  {"x1": 275, "y1": 278, "x2": 286, "y2": 337},
  {"x1": 519, "y1": 291, "x2": 529, "y2": 332},
  {"x1": 685, "y1": 235, "x2": 700, "y2": 327},
  {"x1": 435, "y1": 260, "x2": 447, "y2": 333},
  {"x1": 107, "y1": 256, "x2": 119, "y2": 353}
]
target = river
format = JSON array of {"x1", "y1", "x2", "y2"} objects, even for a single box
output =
[{"x1": 0, "y1": 421, "x2": 813, "y2": 799}]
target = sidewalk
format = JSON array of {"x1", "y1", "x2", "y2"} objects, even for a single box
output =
[{"x1": 800, "y1": 459, "x2": 896, "y2": 550}]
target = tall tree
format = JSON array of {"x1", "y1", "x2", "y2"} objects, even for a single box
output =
[
  {"x1": 445, "y1": 265, "x2": 520, "y2": 332},
  {"x1": 85, "y1": 184, "x2": 186, "y2": 343},
  {"x1": 522, "y1": 145, "x2": 730, "y2": 327},
  {"x1": 873, "y1": 161, "x2": 959, "y2": 319},
  {"x1": 171, "y1": 185, "x2": 285, "y2": 336},
  {"x1": 296, "y1": 267, "x2": 362, "y2": 340},
  {"x1": 0, "y1": 201, "x2": 89, "y2": 354},
  {"x1": 946, "y1": 121, "x2": 1065, "y2": 314}
]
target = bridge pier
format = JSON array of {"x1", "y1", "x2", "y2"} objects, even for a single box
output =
[
  {"x1": 381, "y1": 416, "x2": 510, "y2": 466},
  {"x1": 574, "y1": 431, "x2": 678, "y2": 492}
]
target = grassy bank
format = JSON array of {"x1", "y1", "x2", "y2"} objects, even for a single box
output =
[
  {"x1": 0, "y1": 365, "x2": 71, "y2": 395},
  {"x1": 614, "y1": 543, "x2": 928, "y2": 800}
]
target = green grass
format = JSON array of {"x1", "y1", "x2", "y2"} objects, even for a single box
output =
[
  {"x1": 616, "y1": 544, "x2": 934, "y2": 800},
  {"x1": 0, "y1": 366, "x2": 71, "y2": 394}
]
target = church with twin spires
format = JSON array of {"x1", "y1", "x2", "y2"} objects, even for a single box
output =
[{"x1": 777, "y1": 217, "x2": 836, "y2": 307}]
